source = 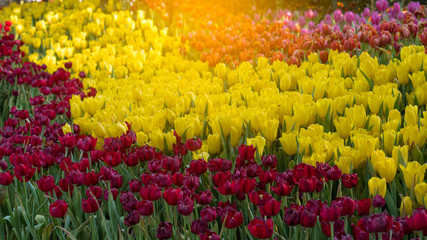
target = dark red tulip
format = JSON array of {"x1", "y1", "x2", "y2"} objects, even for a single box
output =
[
  {"x1": 156, "y1": 172, "x2": 173, "y2": 188},
  {"x1": 76, "y1": 135, "x2": 97, "y2": 152},
  {"x1": 49, "y1": 199, "x2": 68, "y2": 218},
  {"x1": 124, "y1": 210, "x2": 140, "y2": 226},
  {"x1": 395, "y1": 216, "x2": 412, "y2": 235},
  {"x1": 59, "y1": 178, "x2": 73, "y2": 192},
  {"x1": 199, "y1": 229, "x2": 220, "y2": 240},
  {"x1": 249, "y1": 190, "x2": 272, "y2": 206},
  {"x1": 0, "y1": 171, "x2": 13, "y2": 186},
  {"x1": 216, "y1": 180, "x2": 238, "y2": 195},
  {"x1": 320, "y1": 202, "x2": 341, "y2": 222},
  {"x1": 201, "y1": 206, "x2": 217, "y2": 222},
  {"x1": 326, "y1": 165, "x2": 342, "y2": 180},
  {"x1": 262, "y1": 154, "x2": 277, "y2": 169},
  {"x1": 298, "y1": 177, "x2": 316, "y2": 193},
  {"x1": 83, "y1": 171, "x2": 99, "y2": 186},
  {"x1": 156, "y1": 222, "x2": 172, "y2": 239},
  {"x1": 140, "y1": 185, "x2": 162, "y2": 201},
  {"x1": 357, "y1": 199, "x2": 371, "y2": 216},
  {"x1": 137, "y1": 200, "x2": 153, "y2": 216},
  {"x1": 372, "y1": 195, "x2": 385, "y2": 208},
  {"x1": 162, "y1": 156, "x2": 182, "y2": 173},
  {"x1": 185, "y1": 138, "x2": 202, "y2": 151},
  {"x1": 408, "y1": 208, "x2": 427, "y2": 231},
  {"x1": 335, "y1": 197, "x2": 356, "y2": 216},
  {"x1": 259, "y1": 198, "x2": 281, "y2": 217},
  {"x1": 14, "y1": 163, "x2": 36, "y2": 182},
  {"x1": 237, "y1": 178, "x2": 256, "y2": 194},
  {"x1": 162, "y1": 188, "x2": 183, "y2": 206},
  {"x1": 212, "y1": 171, "x2": 232, "y2": 187},
  {"x1": 177, "y1": 197, "x2": 194, "y2": 216},
  {"x1": 82, "y1": 197, "x2": 99, "y2": 213},
  {"x1": 191, "y1": 219, "x2": 208, "y2": 235},
  {"x1": 300, "y1": 208, "x2": 317, "y2": 228},
  {"x1": 341, "y1": 173, "x2": 358, "y2": 188},
  {"x1": 86, "y1": 186, "x2": 103, "y2": 199},
  {"x1": 247, "y1": 218, "x2": 274, "y2": 239},
  {"x1": 172, "y1": 172, "x2": 184, "y2": 186},
  {"x1": 194, "y1": 190, "x2": 212, "y2": 205},
  {"x1": 129, "y1": 179, "x2": 142, "y2": 192},
  {"x1": 124, "y1": 152, "x2": 139, "y2": 167},
  {"x1": 36, "y1": 175, "x2": 55, "y2": 193},
  {"x1": 103, "y1": 151, "x2": 122, "y2": 167},
  {"x1": 173, "y1": 143, "x2": 188, "y2": 156},
  {"x1": 283, "y1": 208, "x2": 300, "y2": 226},
  {"x1": 319, "y1": 50, "x2": 328, "y2": 63},
  {"x1": 59, "y1": 133, "x2": 77, "y2": 148},
  {"x1": 189, "y1": 159, "x2": 207, "y2": 176},
  {"x1": 103, "y1": 188, "x2": 119, "y2": 201},
  {"x1": 365, "y1": 212, "x2": 393, "y2": 233},
  {"x1": 119, "y1": 191, "x2": 138, "y2": 212},
  {"x1": 223, "y1": 210, "x2": 243, "y2": 229},
  {"x1": 306, "y1": 199, "x2": 322, "y2": 215},
  {"x1": 272, "y1": 182, "x2": 293, "y2": 196}
]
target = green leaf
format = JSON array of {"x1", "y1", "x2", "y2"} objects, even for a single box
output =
[
  {"x1": 42, "y1": 223, "x2": 53, "y2": 240},
  {"x1": 359, "y1": 69, "x2": 374, "y2": 91}
]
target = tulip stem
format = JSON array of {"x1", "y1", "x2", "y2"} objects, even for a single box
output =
[{"x1": 330, "y1": 222, "x2": 334, "y2": 240}]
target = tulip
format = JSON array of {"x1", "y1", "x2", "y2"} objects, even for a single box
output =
[
  {"x1": 185, "y1": 138, "x2": 202, "y2": 151},
  {"x1": 177, "y1": 197, "x2": 194, "y2": 216},
  {"x1": 335, "y1": 197, "x2": 356, "y2": 216},
  {"x1": 199, "y1": 230, "x2": 220, "y2": 240},
  {"x1": 271, "y1": 182, "x2": 293, "y2": 196},
  {"x1": 246, "y1": 136, "x2": 266, "y2": 156},
  {"x1": 222, "y1": 210, "x2": 243, "y2": 229},
  {"x1": 200, "y1": 206, "x2": 217, "y2": 223},
  {"x1": 137, "y1": 200, "x2": 153, "y2": 216},
  {"x1": 156, "y1": 222, "x2": 172, "y2": 239},
  {"x1": 365, "y1": 212, "x2": 393, "y2": 233},
  {"x1": 334, "y1": 117, "x2": 352, "y2": 139},
  {"x1": 368, "y1": 177, "x2": 387, "y2": 197},
  {"x1": 162, "y1": 188, "x2": 183, "y2": 206},
  {"x1": 320, "y1": 202, "x2": 341, "y2": 222},
  {"x1": 341, "y1": 173, "x2": 358, "y2": 188},
  {"x1": 36, "y1": 175, "x2": 55, "y2": 193},
  {"x1": 124, "y1": 210, "x2": 140, "y2": 226},
  {"x1": 259, "y1": 198, "x2": 281, "y2": 217},
  {"x1": 82, "y1": 197, "x2": 99, "y2": 213},
  {"x1": 321, "y1": 219, "x2": 344, "y2": 237},
  {"x1": 207, "y1": 134, "x2": 221, "y2": 154},
  {"x1": 407, "y1": 208, "x2": 427, "y2": 231},
  {"x1": 372, "y1": 195, "x2": 385, "y2": 208},
  {"x1": 300, "y1": 208, "x2": 317, "y2": 228},
  {"x1": 0, "y1": 172, "x2": 14, "y2": 186},
  {"x1": 357, "y1": 199, "x2": 371, "y2": 216},
  {"x1": 400, "y1": 196, "x2": 413, "y2": 217},
  {"x1": 283, "y1": 208, "x2": 300, "y2": 226},
  {"x1": 247, "y1": 218, "x2": 274, "y2": 239},
  {"x1": 140, "y1": 185, "x2": 162, "y2": 201},
  {"x1": 399, "y1": 162, "x2": 427, "y2": 189},
  {"x1": 414, "y1": 182, "x2": 427, "y2": 206},
  {"x1": 279, "y1": 131, "x2": 298, "y2": 155},
  {"x1": 191, "y1": 219, "x2": 208, "y2": 235},
  {"x1": 49, "y1": 200, "x2": 68, "y2": 218}
]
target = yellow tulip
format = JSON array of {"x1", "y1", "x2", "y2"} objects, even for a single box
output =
[
  {"x1": 404, "y1": 105, "x2": 418, "y2": 126},
  {"x1": 377, "y1": 157, "x2": 397, "y2": 183},
  {"x1": 207, "y1": 134, "x2": 221, "y2": 155},
  {"x1": 149, "y1": 130, "x2": 165, "y2": 151},
  {"x1": 400, "y1": 196, "x2": 413, "y2": 217},
  {"x1": 392, "y1": 145, "x2": 408, "y2": 166},
  {"x1": 62, "y1": 123, "x2": 72, "y2": 134},
  {"x1": 396, "y1": 61, "x2": 410, "y2": 85},
  {"x1": 368, "y1": 177, "x2": 387, "y2": 197},
  {"x1": 247, "y1": 136, "x2": 266, "y2": 156},
  {"x1": 383, "y1": 130, "x2": 397, "y2": 155},
  {"x1": 136, "y1": 131, "x2": 148, "y2": 147},
  {"x1": 279, "y1": 131, "x2": 298, "y2": 156},
  {"x1": 414, "y1": 182, "x2": 427, "y2": 206},
  {"x1": 261, "y1": 119, "x2": 279, "y2": 144},
  {"x1": 399, "y1": 161, "x2": 427, "y2": 189}
]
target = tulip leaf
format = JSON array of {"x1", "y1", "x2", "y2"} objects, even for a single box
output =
[
  {"x1": 384, "y1": 189, "x2": 398, "y2": 216},
  {"x1": 42, "y1": 223, "x2": 53, "y2": 240},
  {"x1": 412, "y1": 145, "x2": 424, "y2": 164},
  {"x1": 359, "y1": 69, "x2": 374, "y2": 91}
]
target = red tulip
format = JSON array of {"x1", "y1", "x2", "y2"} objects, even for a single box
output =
[
  {"x1": 372, "y1": 195, "x2": 385, "y2": 208},
  {"x1": 124, "y1": 210, "x2": 140, "y2": 226},
  {"x1": 0, "y1": 171, "x2": 13, "y2": 186},
  {"x1": 216, "y1": 180, "x2": 238, "y2": 195},
  {"x1": 261, "y1": 154, "x2": 277, "y2": 169},
  {"x1": 162, "y1": 188, "x2": 183, "y2": 206},
  {"x1": 194, "y1": 190, "x2": 212, "y2": 205},
  {"x1": 49, "y1": 200, "x2": 68, "y2": 218},
  {"x1": 249, "y1": 190, "x2": 272, "y2": 206},
  {"x1": 259, "y1": 198, "x2": 281, "y2": 217},
  {"x1": 140, "y1": 185, "x2": 162, "y2": 201},
  {"x1": 222, "y1": 210, "x2": 243, "y2": 229},
  {"x1": 300, "y1": 208, "x2": 317, "y2": 228},
  {"x1": 83, "y1": 171, "x2": 99, "y2": 186},
  {"x1": 185, "y1": 138, "x2": 202, "y2": 151},
  {"x1": 76, "y1": 135, "x2": 97, "y2": 152},
  {"x1": 247, "y1": 218, "x2": 274, "y2": 239},
  {"x1": 283, "y1": 208, "x2": 300, "y2": 226},
  {"x1": 137, "y1": 200, "x2": 153, "y2": 216},
  {"x1": 191, "y1": 219, "x2": 208, "y2": 235},
  {"x1": 341, "y1": 173, "x2": 358, "y2": 188},
  {"x1": 201, "y1": 206, "x2": 217, "y2": 222},
  {"x1": 199, "y1": 229, "x2": 220, "y2": 240},
  {"x1": 156, "y1": 222, "x2": 172, "y2": 239},
  {"x1": 36, "y1": 175, "x2": 55, "y2": 193},
  {"x1": 320, "y1": 202, "x2": 341, "y2": 222},
  {"x1": 321, "y1": 219, "x2": 344, "y2": 237},
  {"x1": 335, "y1": 197, "x2": 356, "y2": 216},
  {"x1": 82, "y1": 197, "x2": 99, "y2": 213},
  {"x1": 357, "y1": 199, "x2": 371, "y2": 216},
  {"x1": 177, "y1": 197, "x2": 194, "y2": 216},
  {"x1": 408, "y1": 208, "x2": 427, "y2": 231},
  {"x1": 189, "y1": 159, "x2": 207, "y2": 176},
  {"x1": 272, "y1": 182, "x2": 293, "y2": 196},
  {"x1": 238, "y1": 178, "x2": 257, "y2": 194}
]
